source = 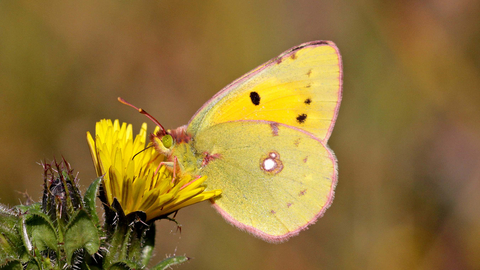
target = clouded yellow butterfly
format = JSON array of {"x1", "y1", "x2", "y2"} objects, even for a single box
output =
[{"x1": 123, "y1": 40, "x2": 342, "y2": 242}]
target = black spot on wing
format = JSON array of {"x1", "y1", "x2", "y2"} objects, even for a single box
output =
[
  {"x1": 296, "y1": 114, "x2": 307, "y2": 124},
  {"x1": 249, "y1": 91, "x2": 261, "y2": 106},
  {"x1": 304, "y1": 98, "x2": 311, "y2": 105}
]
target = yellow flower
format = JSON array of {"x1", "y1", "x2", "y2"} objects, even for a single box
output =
[{"x1": 86, "y1": 119, "x2": 221, "y2": 221}]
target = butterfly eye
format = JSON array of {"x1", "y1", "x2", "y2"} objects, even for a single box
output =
[{"x1": 162, "y1": 134, "x2": 173, "y2": 148}]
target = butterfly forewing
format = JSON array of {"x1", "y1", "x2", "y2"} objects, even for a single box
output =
[{"x1": 187, "y1": 41, "x2": 342, "y2": 142}]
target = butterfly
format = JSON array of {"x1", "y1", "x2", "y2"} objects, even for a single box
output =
[{"x1": 122, "y1": 40, "x2": 342, "y2": 242}]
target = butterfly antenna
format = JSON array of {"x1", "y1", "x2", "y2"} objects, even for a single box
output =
[
  {"x1": 118, "y1": 97, "x2": 167, "y2": 134},
  {"x1": 132, "y1": 145, "x2": 153, "y2": 160}
]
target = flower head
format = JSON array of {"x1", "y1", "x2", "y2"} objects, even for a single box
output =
[{"x1": 86, "y1": 119, "x2": 221, "y2": 221}]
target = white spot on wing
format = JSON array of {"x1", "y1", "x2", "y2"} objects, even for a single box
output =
[
  {"x1": 263, "y1": 158, "x2": 276, "y2": 170},
  {"x1": 260, "y1": 151, "x2": 283, "y2": 174}
]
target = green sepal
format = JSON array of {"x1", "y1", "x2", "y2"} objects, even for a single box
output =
[
  {"x1": 123, "y1": 219, "x2": 155, "y2": 269},
  {"x1": 107, "y1": 262, "x2": 131, "y2": 270},
  {"x1": 21, "y1": 208, "x2": 57, "y2": 252},
  {"x1": 102, "y1": 199, "x2": 129, "y2": 268},
  {"x1": 42, "y1": 159, "x2": 84, "y2": 223},
  {"x1": 0, "y1": 260, "x2": 23, "y2": 270},
  {"x1": 139, "y1": 222, "x2": 155, "y2": 266},
  {"x1": 151, "y1": 256, "x2": 190, "y2": 270},
  {"x1": 83, "y1": 176, "x2": 102, "y2": 226},
  {"x1": 76, "y1": 258, "x2": 94, "y2": 270},
  {"x1": 102, "y1": 201, "x2": 157, "y2": 269},
  {"x1": 64, "y1": 209, "x2": 100, "y2": 265},
  {"x1": 24, "y1": 260, "x2": 40, "y2": 270}
]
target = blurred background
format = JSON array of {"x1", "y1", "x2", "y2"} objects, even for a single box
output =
[{"x1": 1, "y1": 1, "x2": 480, "y2": 269}]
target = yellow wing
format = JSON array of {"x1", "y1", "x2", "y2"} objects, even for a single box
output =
[
  {"x1": 187, "y1": 41, "x2": 342, "y2": 142},
  {"x1": 192, "y1": 121, "x2": 337, "y2": 242}
]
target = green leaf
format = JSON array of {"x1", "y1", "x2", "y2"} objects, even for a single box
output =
[
  {"x1": 83, "y1": 177, "x2": 102, "y2": 226},
  {"x1": 64, "y1": 209, "x2": 100, "y2": 265},
  {"x1": 151, "y1": 256, "x2": 190, "y2": 270},
  {"x1": 0, "y1": 209, "x2": 28, "y2": 264},
  {"x1": 22, "y1": 210, "x2": 57, "y2": 252},
  {"x1": 0, "y1": 260, "x2": 22, "y2": 270},
  {"x1": 0, "y1": 234, "x2": 20, "y2": 264},
  {"x1": 14, "y1": 203, "x2": 41, "y2": 215}
]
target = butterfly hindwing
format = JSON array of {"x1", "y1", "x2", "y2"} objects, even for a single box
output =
[{"x1": 192, "y1": 120, "x2": 337, "y2": 242}]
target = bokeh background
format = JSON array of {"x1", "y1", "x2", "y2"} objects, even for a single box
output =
[{"x1": 1, "y1": 1, "x2": 480, "y2": 269}]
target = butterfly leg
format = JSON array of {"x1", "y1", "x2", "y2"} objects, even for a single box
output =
[
  {"x1": 172, "y1": 156, "x2": 180, "y2": 183},
  {"x1": 155, "y1": 156, "x2": 179, "y2": 184},
  {"x1": 155, "y1": 160, "x2": 174, "y2": 175}
]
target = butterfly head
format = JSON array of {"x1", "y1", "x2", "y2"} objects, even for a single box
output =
[
  {"x1": 118, "y1": 98, "x2": 193, "y2": 158},
  {"x1": 151, "y1": 130, "x2": 174, "y2": 156},
  {"x1": 150, "y1": 125, "x2": 191, "y2": 156}
]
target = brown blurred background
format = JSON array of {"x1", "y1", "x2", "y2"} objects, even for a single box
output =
[{"x1": 1, "y1": 1, "x2": 480, "y2": 269}]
